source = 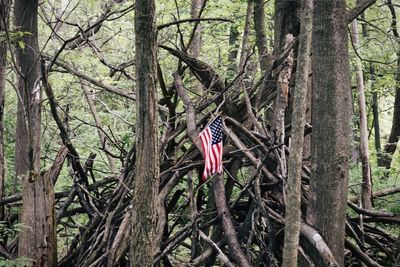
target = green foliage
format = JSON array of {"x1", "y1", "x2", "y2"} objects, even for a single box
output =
[
  {"x1": 0, "y1": 257, "x2": 33, "y2": 267},
  {"x1": 0, "y1": 30, "x2": 32, "y2": 49}
]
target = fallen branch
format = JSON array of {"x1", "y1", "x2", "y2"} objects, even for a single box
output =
[
  {"x1": 345, "y1": 239, "x2": 383, "y2": 267},
  {"x1": 198, "y1": 230, "x2": 235, "y2": 267}
]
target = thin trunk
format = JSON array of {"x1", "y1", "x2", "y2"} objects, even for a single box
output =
[
  {"x1": 370, "y1": 67, "x2": 382, "y2": 161},
  {"x1": 188, "y1": 0, "x2": 203, "y2": 59},
  {"x1": 362, "y1": 7, "x2": 381, "y2": 164},
  {"x1": 82, "y1": 85, "x2": 116, "y2": 172},
  {"x1": 227, "y1": 25, "x2": 239, "y2": 80},
  {"x1": 379, "y1": 0, "x2": 400, "y2": 169},
  {"x1": 0, "y1": 0, "x2": 11, "y2": 221},
  {"x1": 15, "y1": 0, "x2": 57, "y2": 265},
  {"x1": 253, "y1": 0, "x2": 268, "y2": 72},
  {"x1": 238, "y1": 0, "x2": 253, "y2": 73},
  {"x1": 351, "y1": 19, "x2": 372, "y2": 209},
  {"x1": 131, "y1": 0, "x2": 161, "y2": 266},
  {"x1": 188, "y1": 0, "x2": 204, "y2": 92},
  {"x1": 282, "y1": 0, "x2": 313, "y2": 266},
  {"x1": 306, "y1": 1, "x2": 352, "y2": 266},
  {"x1": 381, "y1": 59, "x2": 400, "y2": 168},
  {"x1": 273, "y1": 34, "x2": 294, "y2": 178}
]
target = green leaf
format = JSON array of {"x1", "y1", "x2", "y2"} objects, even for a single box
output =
[{"x1": 18, "y1": 40, "x2": 25, "y2": 49}]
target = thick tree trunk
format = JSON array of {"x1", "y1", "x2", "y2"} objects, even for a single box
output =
[
  {"x1": 0, "y1": 0, "x2": 11, "y2": 221},
  {"x1": 282, "y1": 0, "x2": 313, "y2": 266},
  {"x1": 351, "y1": 19, "x2": 372, "y2": 210},
  {"x1": 306, "y1": 1, "x2": 352, "y2": 266},
  {"x1": 15, "y1": 1, "x2": 57, "y2": 265},
  {"x1": 131, "y1": 0, "x2": 161, "y2": 266}
]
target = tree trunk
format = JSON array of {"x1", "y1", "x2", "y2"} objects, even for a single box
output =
[
  {"x1": 15, "y1": 0, "x2": 57, "y2": 265},
  {"x1": 273, "y1": 0, "x2": 300, "y2": 55},
  {"x1": 273, "y1": 34, "x2": 293, "y2": 178},
  {"x1": 379, "y1": 0, "x2": 400, "y2": 169},
  {"x1": 188, "y1": 0, "x2": 204, "y2": 92},
  {"x1": 351, "y1": 19, "x2": 372, "y2": 210},
  {"x1": 282, "y1": 0, "x2": 313, "y2": 266},
  {"x1": 227, "y1": 25, "x2": 239, "y2": 80},
  {"x1": 306, "y1": 1, "x2": 352, "y2": 266},
  {"x1": 131, "y1": 0, "x2": 161, "y2": 266},
  {"x1": 188, "y1": 0, "x2": 204, "y2": 59},
  {"x1": 0, "y1": 0, "x2": 11, "y2": 221},
  {"x1": 381, "y1": 60, "x2": 400, "y2": 168},
  {"x1": 238, "y1": 0, "x2": 253, "y2": 73},
  {"x1": 253, "y1": 0, "x2": 268, "y2": 72},
  {"x1": 370, "y1": 67, "x2": 382, "y2": 162},
  {"x1": 213, "y1": 173, "x2": 252, "y2": 267},
  {"x1": 82, "y1": 86, "x2": 116, "y2": 172}
]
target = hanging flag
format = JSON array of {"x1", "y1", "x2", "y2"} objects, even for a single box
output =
[{"x1": 198, "y1": 116, "x2": 223, "y2": 181}]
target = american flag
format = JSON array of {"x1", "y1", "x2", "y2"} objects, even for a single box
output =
[{"x1": 199, "y1": 116, "x2": 223, "y2": 181}]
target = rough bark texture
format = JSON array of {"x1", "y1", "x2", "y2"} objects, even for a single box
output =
[
  {"x1": 306, "y1": 1, "x2": 352, "y2": 266},
  {"x1": 253, "y1": 0, "x2": 268, "y2": 72},
  {"x1": 282, "y1": 0, "x2": 313, "y2": 266},
  {"x1": 273, "y1": 34, "x2": 293, "y2": 178},
  {"x1": 351, "y1": 19, "x2": 372, "y2": 210},
  {"x1": 273, "y1": 0, "x2": 300, "y2": 54},
  {"x1": 0, "y1": 0, "x2": 11, "y2": 221},
  {"x1": 131, "y1": 0, "x2": 161, "y2": 266},
  {"x1": 15, "y1": 0, "x2": 57, "y2": 265}
]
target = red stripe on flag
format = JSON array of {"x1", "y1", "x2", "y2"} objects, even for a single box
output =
[{"x1": 198, "y1": 118, "x2": 223, "y2": 180}]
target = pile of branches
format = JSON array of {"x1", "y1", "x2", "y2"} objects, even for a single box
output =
[{"x1": 1, "y1": 37, "x2": 399, "y2": 267}]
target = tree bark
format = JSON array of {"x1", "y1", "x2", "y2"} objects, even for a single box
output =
[
  {"x1": 238, "y1": 0, "x2": 253, "y2": 73},
  {"x1": 371, "y1": 68, "x2": 382, "y2": 163},
  {"x1": 15, "y1": 1, "x2": 57, "y2": 265},
  {"x1": 351, "y1": 19, "x2": 372, "y2": 210},
  {"x1": 272, "y1": 34, "x2": 293, "y2": 178},
  {"x1": 212, "y1": 173, "x2": 252, "y2": 267},
  {"x1": 131, "y1": 0, "x2": 161, "y2": 266},
  {"x1": 227, "y1": 25, "x2": 239, "y2": 80},
  {"x1": 253, "y1": 0, "x2": 268, "y2": 72},
  {"x1": 379, "y1": 0, "x2": 400, "y2": 169},
  {"x1": 188, "y1": 0, "x2": 204, "y2": 59},
  {"x1": 0, "y1": 0, "x2": 11, "y2": 221},
  {"x1": 188, "y1": 0, "x2": 204, "y2": 92},
  {"x1": 273, "y1": 0, "x2": 300, "y2": 55},
  {"x1": 282, "y1": 0, "x2": 313, "y2": 266},
  {"x1": 306, "y1": 1, "x2": 352, "y2": 266}
]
